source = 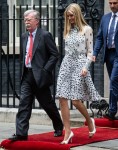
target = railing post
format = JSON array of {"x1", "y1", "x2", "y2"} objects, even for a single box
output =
[
  {"x1": 72, "y1": 0, "x2": 77, "y2": 3},
  {"x1": 0, "y1": 5, "x2": 2, "y2": 106},
  {"x1": 46, "y1": 4, "x2": 49, "y2": 31},
  {"x1": 6, "y1": 4, "x2": 10, "y2": 107},
  {"x1": 52, "y1": 0, "x2": 56, "y2": 101},
  {"x1": 39, "y1": 0, "x2": 42, "y2": 28},
  {"x1": 13, "y1": 5, "x2": 16, "y2": 107},
  {"x1": 58, "y1": 0, "x2": 65, "y2": 64}
]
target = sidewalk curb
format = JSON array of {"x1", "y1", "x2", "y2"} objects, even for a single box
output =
[{"x1": 0, "y1": 108, "x2": 87, "y2": 125}]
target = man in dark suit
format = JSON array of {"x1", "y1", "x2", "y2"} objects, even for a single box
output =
[
  {"x1": 93, "y1": 0, "x2": 118, "y2": 120},
  {"x1": 9, "y1": 9, "x2": 63, "y2": 141}
]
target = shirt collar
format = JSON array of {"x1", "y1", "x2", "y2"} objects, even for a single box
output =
[
  {"x1": 29, "y1": 28, "x2": 37, "y2": 37},
  {"x1": 112, "y1": 12, "x2": 118, "y2": 17}
]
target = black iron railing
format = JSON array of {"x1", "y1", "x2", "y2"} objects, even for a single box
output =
[{"x1": 0, "y1": 0, "x2": 103, "y2": 109}]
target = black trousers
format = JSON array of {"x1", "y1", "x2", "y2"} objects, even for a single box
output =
[{"x1": 16, "y1": 69, "x2": 63, "y2": 136}]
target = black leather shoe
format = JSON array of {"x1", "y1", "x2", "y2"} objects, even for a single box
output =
[
  {"x1": 8, "y1": 134, "x2": 28, "y2": 141},
  {"x1": 54, "y1": 130, "x2": 63, "y2": 137},
  {"x1": 103, "y1": 113, "x2": 115, "y2": 120}
]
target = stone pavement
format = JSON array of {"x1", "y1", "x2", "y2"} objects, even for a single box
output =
[
  {"x1": 0, "y1": 122, "x2": 118, "y2": 150},
  {"x1": 0, "y1": 108, "x2": 118, "y2": 150}
]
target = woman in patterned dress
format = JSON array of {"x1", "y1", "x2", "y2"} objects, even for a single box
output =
[{"x1": 56, "y1": 3, "x2": 101, "y2": 144}]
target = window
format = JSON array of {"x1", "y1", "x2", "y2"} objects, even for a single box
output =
[{"x1": 7, "y1": 0, "x2": 58, "y2": 45}]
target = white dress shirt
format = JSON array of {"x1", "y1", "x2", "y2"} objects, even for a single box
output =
[
  {"x1": 107, "y1": 12, "x2": 118, "y2": 48},
  {"x1": 25, "y1": 28, "x2": 37, "y2": 68}
]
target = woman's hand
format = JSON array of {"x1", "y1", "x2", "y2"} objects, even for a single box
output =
[
  {"x1": 92, "y1": 56, "x2": 96, "y2": 62},
  {"x1": 81, "y1": 68, "x2": 88, "y2": 77}
]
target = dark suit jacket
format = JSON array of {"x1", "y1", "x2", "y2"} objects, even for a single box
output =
[
  {"x1": 93, "y1": 12, "x2": 118, "y2": 62},
  {"x1": 115, "y1": 30, "x2": 118, "y2": 52},
  {"x1": 21, "y1": 28, "x2": 59, "y2": 88}
]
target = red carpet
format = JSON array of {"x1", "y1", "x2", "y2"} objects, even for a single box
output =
[
  {"x1": 1, "y1": 126, "x2": 118, "y2": 150},
  {"x1": 85, "y1": 118, "x2": 118, "y2": 128}
]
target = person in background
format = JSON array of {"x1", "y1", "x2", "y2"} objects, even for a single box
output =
[
  {"x1": 9, "y1": 9, "x2": 63, "y2": 141},
  {"x1": 56, "y1": 3, "x2": 101, "y2": 144},
  {"x1": 93, "y1": 0, "x2": 118, "y2": 120}
]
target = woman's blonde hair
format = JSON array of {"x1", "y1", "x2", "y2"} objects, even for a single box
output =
[{"x1": 64, "y1": 3, "x2": 87, "y2": 38}]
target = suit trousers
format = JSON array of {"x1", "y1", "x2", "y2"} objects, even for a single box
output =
[
  {"x1": 16, "y1": 68, "x2": 63, "y2": 136},
  {"x1": 106, "y1": 49, "x2": 118, "y2": 115}
]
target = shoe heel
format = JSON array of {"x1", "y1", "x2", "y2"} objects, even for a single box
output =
[
  {"x1": 61, "y1": 131, "x2": 74, "y2": 144},
  {"x1": 89, "y1": 118, "x2": 96, "y2": 138},
  {"x1": 70, "y1": 137, "x2": 73, "y2": 143}
]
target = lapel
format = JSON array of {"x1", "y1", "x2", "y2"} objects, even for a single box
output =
[
  {"x1": 23, "y1": 32, "x2": 28, "y2": 58},
  {"x1": 104, "y1": 13, "x2": 112, "y2": 37},
  {"x1": 32, "y1": 28, "x2": 41, "y2": 58},
  {"x1": 115, "y1": 22, "x2": 118, "y2": 35}
]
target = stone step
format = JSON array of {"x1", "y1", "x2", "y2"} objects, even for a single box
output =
[
  {"x1": 0, "y1": 108, "x2": 95, "y2": 127},
  {"x1": 70, "y1": 117, "x2": 85, "y2": 127},
  {"x1": 0, "y1": 108, "x2": 85, "y2": 125}
]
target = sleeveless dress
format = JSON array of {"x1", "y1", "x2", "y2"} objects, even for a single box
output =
[{"x1": 56, "y1": 25, "x2": 101, "y2": 101}]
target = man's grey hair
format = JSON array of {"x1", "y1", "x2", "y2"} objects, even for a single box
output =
[{"x1": 24, "y1": 9, "x2": 40, "y2": 20}]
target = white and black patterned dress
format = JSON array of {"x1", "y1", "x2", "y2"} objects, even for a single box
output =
[{"x1": 56, "y1": 25, "x2": 101, "y2": 101}]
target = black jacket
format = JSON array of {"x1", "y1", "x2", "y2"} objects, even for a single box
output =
[{"x1": 21, "y1": 28, "x2": 59, "y2": 88}]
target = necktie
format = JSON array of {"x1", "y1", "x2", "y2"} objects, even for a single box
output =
[
  {"x1": 26, "y1": 33, "x2": 33, "y2": 65},
  {"x1": 107, "y1": 14, "x2": 116, "y2": 48}
]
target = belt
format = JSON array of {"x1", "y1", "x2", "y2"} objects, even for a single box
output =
[
  {"x1": 25, "y1": 67, "x2": 32, "y2": 71},
  {"x1": 107, "y1": 48, "x2": 116, "y2": 51}
]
